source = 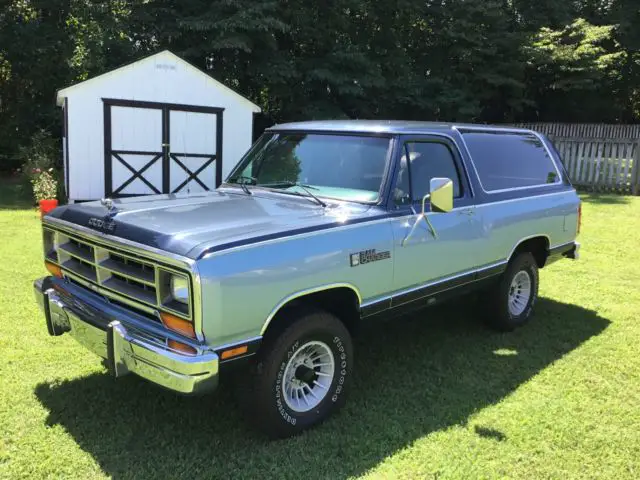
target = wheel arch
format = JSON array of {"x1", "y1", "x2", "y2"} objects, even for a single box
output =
[
  {"x1": 260, "y1": 283, "x2": 362, "y2": 338},
  {"x1": 508, "y1": 234, "x2": 550, "y2": 268}
]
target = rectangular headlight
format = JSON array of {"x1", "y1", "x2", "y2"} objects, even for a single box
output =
[
  {"x1": 158, "y1": 269, "x2": 191, "y2": 318},
  {"x1": 170, "y1": 275, "x2": 189, "y2": 304}
]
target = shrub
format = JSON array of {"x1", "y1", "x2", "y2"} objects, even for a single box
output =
[
  {"x1": 31, "y1": 168, "x2": 58, "y2": 202},
  {"x1": 19, "y1": 129, "x2": 59, "y2": 183},
  {"x1": 18, "y1": 129, "x2": 64, "y2": 204}
]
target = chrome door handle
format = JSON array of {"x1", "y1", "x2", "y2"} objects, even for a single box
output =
[{"x1": 458, "y1": 209, "x2": 475, "y2": 216}]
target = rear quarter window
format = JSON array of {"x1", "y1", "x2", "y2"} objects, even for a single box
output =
[{"x1": 462, "y1": 132, "x2": 560, "y2": 192}]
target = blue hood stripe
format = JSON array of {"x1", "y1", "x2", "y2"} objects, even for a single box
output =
[{"x1": 192, "y1": 212, "x2": 404, "y2": 259}]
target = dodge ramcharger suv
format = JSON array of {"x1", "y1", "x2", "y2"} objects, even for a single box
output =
[{"x1": 34, "y1": 121, "x2": 580, "y2": 438}]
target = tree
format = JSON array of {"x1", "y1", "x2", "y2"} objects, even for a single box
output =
[
  {"x1": 1, "y1": 0, "x2": 638, "y2": 176},
  {"x1": 611, "y1": 0, "x2": 640, "y2": 121},
  {"x1": 408, "y1": 0, "x2": 528, "y2": 122},
  {"x1": 523, "y1": 18, "x2": 626, "y2": 122},
  {"x1": 0, "y1": 0, "x2": 135, "y2": 173}
]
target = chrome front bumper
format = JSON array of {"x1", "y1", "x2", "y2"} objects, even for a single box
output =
[{"x1": 34, "y1": 277, "x2": 219, "y2": 394}]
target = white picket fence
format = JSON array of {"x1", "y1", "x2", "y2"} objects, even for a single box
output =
[
  {"x1": 515, "y1": 123, "x2": 640, "y2": 140},
  {"x1": 550, "y1": 138, "x2": 640, "y2": 194}
]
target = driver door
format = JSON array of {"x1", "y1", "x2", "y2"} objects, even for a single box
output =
[{"x1": 390, "y1": 135, "x2": 483, "y2": 306}]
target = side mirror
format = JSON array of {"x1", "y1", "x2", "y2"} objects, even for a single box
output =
[
  {"x1": 413, "y1": 178, "x2": 453, "y2": 242},
  {"x1": 420, "y1": 178, "x2": 454, "y2": 216},
  {"x1": 429, "y1": 177, "x2": 453, "y2": 213}
]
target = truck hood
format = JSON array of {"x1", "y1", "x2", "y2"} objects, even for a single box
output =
[{"x1": 46, "y1": 189, "x2": 388, "y2": 259}]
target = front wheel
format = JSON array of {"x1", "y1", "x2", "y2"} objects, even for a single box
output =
[
  {"x1": 485, "y1": 252, "x2": 539, "y2": 331},
  {"x1": 241, "y1": 309, "x2": 353, "y2": 438}
]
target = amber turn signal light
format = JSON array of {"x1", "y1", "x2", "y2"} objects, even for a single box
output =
[
  {"x1": 45, "y1": 261, "x2": 62, "y2": 278},
  {"x1": 577, "y1": 202, "x2": 582, "y2": 234},
  {"x1": 220, "y1": 345, "x2": 248, "y2": 360},
  {"x1": 160, "y1": 312, "x2": 196, "y2": 339},
  {"x1": 168, "y1": 339, "x2": 197, "y2": 355}
]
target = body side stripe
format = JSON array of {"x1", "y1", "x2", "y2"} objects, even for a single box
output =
[
  {"x1": 198, "y1": 190, "x2": 576, "y2": 260},
  {"x1": 360, "y1": 260, "x2": 508, "y2": 315},
  {"x1": 360, "y1": 238, "x2": 578, "y2": 319}
]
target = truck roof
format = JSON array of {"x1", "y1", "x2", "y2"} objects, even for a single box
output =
[{"x1": 268, "y1": 120, "x2": 535, "y2": 135}]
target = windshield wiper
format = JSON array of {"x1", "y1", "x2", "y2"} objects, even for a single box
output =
[
  {"x1": 261, "y1": 181, "x2": 327, "y2": 207},
  {"x1": 228, "y1": 175, "x2": 256, "y2": 195}
]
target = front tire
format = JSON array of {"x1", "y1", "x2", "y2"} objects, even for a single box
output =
[
  {"x1": 242, "y1": 309, "x2": 353, "y2": 438},
  {"x1": 485, "y1": 252, "x2": 539, "y2": 331}
]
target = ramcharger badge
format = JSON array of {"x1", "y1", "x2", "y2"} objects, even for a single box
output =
[{"x1": 350, "y1": 249, "x2": 391, "y2": 267}]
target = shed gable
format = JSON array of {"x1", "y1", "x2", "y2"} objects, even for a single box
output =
[{"x1": 57, "y1": 50, "x2": 260, "y2": 113}]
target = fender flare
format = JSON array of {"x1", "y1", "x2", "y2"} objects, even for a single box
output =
[{"x1": 260, "y1": 283, "x2": 362, "y2": 335}]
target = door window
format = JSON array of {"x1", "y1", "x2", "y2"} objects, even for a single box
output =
[{"x1": 394, "y1": 141, "x2": 462, "y2": 205}]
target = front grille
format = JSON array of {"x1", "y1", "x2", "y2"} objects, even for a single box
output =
[{"x1": 43, "y1": 226, "x2": 191, "y2": 319}]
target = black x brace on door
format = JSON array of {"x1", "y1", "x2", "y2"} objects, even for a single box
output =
[{"x1": 103, "y1": 98, "x2": 224, "y2": 197}]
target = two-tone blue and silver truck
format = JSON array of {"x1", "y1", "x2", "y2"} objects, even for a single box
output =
[{"x1": 34, "y1": 121, "x2": 580, "y2": 438}]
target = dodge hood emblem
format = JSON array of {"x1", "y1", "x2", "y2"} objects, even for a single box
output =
[{"x1": 88, "y1": 217, "x2": 116, "y2": 233}]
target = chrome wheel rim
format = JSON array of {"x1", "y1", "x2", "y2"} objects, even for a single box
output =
[
  {"x1": 282, "y1": 341, "x2": 335, "y2": 413},
  {"x1": 508, "y1": 270, "x2": 532, "y2": 316}
]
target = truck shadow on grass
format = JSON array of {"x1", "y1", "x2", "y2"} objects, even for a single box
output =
[{"x1": 35, "y1": 298, "x2": 609, "y2": 480}]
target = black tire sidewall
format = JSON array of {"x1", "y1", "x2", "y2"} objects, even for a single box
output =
[
  {"x1": 502, "y1": 253, "x2": 539, "y2": 327},
  {"x1": 273, "y1": 328, "x2": 350, "y2": 430},
  {"x1": 250, "y1": 311, "x2": 353, "y2": 437}
]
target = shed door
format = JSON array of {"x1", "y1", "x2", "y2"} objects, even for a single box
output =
[{"x1": 104, "y1": 99, "x2": 223, "y2": 197}]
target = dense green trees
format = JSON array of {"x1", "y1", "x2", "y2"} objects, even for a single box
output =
[
  {"x1": 0, "y1": 0, "x2": 136, "y2": 171},
  {"x1": 0, "y1": 0, "x2": 638, "y2": 172}
]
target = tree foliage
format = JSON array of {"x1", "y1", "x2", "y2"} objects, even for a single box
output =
[
  {"x1": 0, "y1": 0, "x2": 637, "y2": 172},
  {"x1": 523, "y1": 18, "x2": 627, "y2": 121}
]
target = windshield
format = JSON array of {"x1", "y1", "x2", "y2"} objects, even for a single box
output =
[{"x1": 226, "y1": 133, "x2": 392, "y2": 203}]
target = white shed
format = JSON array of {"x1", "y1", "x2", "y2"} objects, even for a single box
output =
[{"x1": 56, "y1": 50, "x2": 261, "y2": 202}]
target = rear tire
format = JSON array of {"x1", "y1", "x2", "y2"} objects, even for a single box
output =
[
  {"x1": 241, "y1": 308, "x2": 353, "y2": 438},
  {"x1": 485, "y1": 252, "x2": 539, "y2": 331}
]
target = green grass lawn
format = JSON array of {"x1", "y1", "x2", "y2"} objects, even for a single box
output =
[{"x1": 1, "y1": 180, "x2": 639, "y2": 479}]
